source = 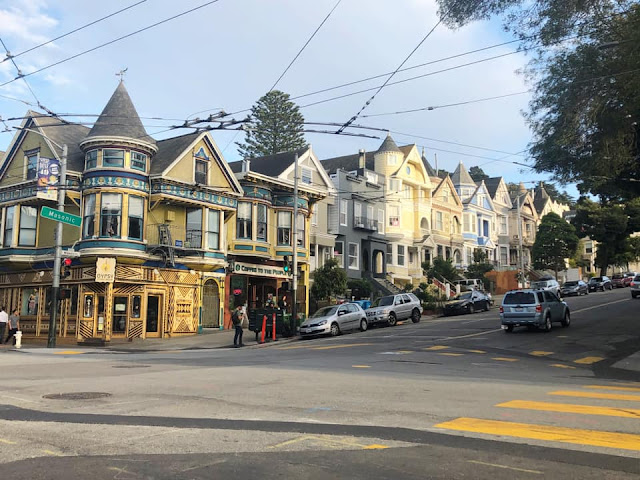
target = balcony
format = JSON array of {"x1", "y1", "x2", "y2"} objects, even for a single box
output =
[
  {"x1": 353, "y1": 216, "x2": 378, "y2": 231},
  {"x1": 146, "y1": 223, "x2": 205, "y2": 250}
]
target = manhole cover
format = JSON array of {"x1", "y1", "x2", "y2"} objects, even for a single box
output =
[
  {"x1": 112, "y1": 365, "x2": 150, "y2": 369},
  {"x1": 43, "y1": 392, "x2": 112, "y2": 400}
]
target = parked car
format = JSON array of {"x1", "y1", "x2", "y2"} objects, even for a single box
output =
[
  {"x1": 560, "y1": 280, "x2": 589, "y2": 296},
  {"x1": 611, "y1": 274, "x2": 626, "y2": 288},
  {"x1": 631, "y1": 275, "x2": 640, "y2": 299},
  {"x1": 443, "y1": 290, "x2": 491, "y2": 316},
  {"x1": 623, "y1": 272, "x2": 637, "y2": 287},
  {"x1": 300, "y1": 303, "x2": 367, "y2": 337},
  {"x1": 454, "y1": 279, "x2": 484, "y2": 291},
  {"x1": 500, "y1": 289, "x2": 570, "y2": 332},
  {"x1": 365, "y1": 293, "x2": 423, "y2": 327},
  {"x1": 588, "y1": 276, "x2": 612, "y2": 292},
  {"x1": 530, "y1": 279, "x2": 561, "y2": 297}
]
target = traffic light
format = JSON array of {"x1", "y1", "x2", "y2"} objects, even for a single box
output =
[
  {"x1": 283, "y1": 255, "x2": 290, "y2": 274},
  {"x1": 61, "y1": 258, "x2": 72, "y2": 278}
]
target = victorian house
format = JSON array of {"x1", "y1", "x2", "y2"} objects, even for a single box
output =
[
  {"x1": 0, "y1": 82, "x2": 243, "y2": 343},
  {"x1": 484, "y1": 177, "x2": 513, "y2": 268},
  {"x1": 509, "y1": 182, "x2": 538, "y2": 270}
]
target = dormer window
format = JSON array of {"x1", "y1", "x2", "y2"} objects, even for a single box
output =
[
  {"x1": 103, "y1": 149, "x2": 124, "y2": 168},
  {"x1": 26, "y1": 150, "x2": 39, "y2": 180},
  {"x1": 195, "y1": 160, "x2": 207, "y2": 184},
  {"x1": 85, "y1": 150, "x2": 98, "y2": 170},
  {"x1": 131, "y1": 152, "x2": 147, "y2": 172}
]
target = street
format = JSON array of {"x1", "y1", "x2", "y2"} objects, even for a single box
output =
[{"x1": 1, "y1": 287, "x2": 639, "y2": 479}]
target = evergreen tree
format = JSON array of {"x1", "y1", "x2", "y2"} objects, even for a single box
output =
[
  {"x1": 469, "y1": 166, "x2": 489, "y2": 182},
  {"x1": 533, "y1": 213, "x2": 579, "y2": 278},
  {"x1": 310, "y1": 258, "x2": 347, "y2": 301},
  {"x1": 236, "y1": 90, "x2": 306, "y2": 159}
]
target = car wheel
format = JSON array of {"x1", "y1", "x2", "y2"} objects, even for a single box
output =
[
  {"x1": 483, "y1": 301, "x2": 490, "y2": 312},
  {"x1": 388, "y1": 312, "x2": 397, "y2": 327},
  {"x1": 468, "y1": 304, "x2": 475, "y2": 314},
  {"x1": 330, "y1": 323, "x2": 340, "y2": 336},
  {"x1": 543, "y1": 314, "x2": 552, "y2": 332},
  {"x1": 561, "y1": 311, "x2": 571, "y2": 328},
  {"x1": 411, "y1": 308, "x2": 421, "y2": 323},
  {"x1": 632, "y1": 292, "x2": 638, "y2": 299},
  {"x1": 504, "y1": 325, "x2": 514, "y2": 333},
  {"x1": 359, "y1": 318, "x2": 368, "y2": 332}
]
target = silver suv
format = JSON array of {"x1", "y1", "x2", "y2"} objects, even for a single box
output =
[
  {"x1": 366, "y1": 293, "x2": 423, "y2": 326},
  {"x1": 530, "y1": 279, "x2": 561, "y2": 297},
  {"x1": 500, "y1": 289, "x2": 570, "y2": 333}
]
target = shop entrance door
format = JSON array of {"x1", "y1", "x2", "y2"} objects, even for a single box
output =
[
  {"x1": 202, "y1": 280, "x2": 220, "y2": 328},
  {"x1": 146, "y1": 295, "x2": 162, "y2": 338}
]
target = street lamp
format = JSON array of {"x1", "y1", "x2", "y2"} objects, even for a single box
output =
[{"x1": 14, "y1": 126, "x2": 67, "y2": 348}]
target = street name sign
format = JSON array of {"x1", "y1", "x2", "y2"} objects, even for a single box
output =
[{"x1": 40, "y1": 206, "x2": 81, "y2": 227}]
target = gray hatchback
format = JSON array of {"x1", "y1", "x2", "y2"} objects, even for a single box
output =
[{"x1": 500, "y1": 289, "x2": 570, "y2": 333}]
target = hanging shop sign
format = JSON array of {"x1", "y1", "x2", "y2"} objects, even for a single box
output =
[
  {"x1": 36, "y1": 157, "x2": 60, "y2": 201},
  {"x1": 232, "y1": 261, "x2": 289, "y2": 279},
  {"x1": 96, "y1": 257, "x2": 116, "y2": 283}
]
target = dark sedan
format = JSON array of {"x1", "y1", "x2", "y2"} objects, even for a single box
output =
[
  {"x1": 443, "y1": 291, "x2": 490, "y2": 316},
  {"x1": 588, "y1": 276, "x2": 612, "y2": 292},
  {"x1": 560, "y1": 280, "x2": 589, "y2": 296}
]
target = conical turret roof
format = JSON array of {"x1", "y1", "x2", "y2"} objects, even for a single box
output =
[
  {"x1": 451, "y1": 161, "x2": 475, "y2": 186},
  {"x1": 376, "y1": 133, "x2": 401, "y2": 153},
  {"x1": 518, "y1": 181, "x2": 527, "y2": 194},
  {"x1": 85, "y1": 81, "x2": 155, "y2": 146}
]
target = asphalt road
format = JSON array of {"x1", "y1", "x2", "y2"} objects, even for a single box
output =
[{"x1": 1, "y1": 287, "x2": 639, "y2": 479}]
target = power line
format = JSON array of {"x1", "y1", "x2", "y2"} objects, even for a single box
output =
[
  {"x1": 0, "y1": 0, "x2": 222, "y2": 88},
  {"x1": 269, "y1": 0, "x2": 342, "y2": 91},
  {"x1": 390, "y1": 131, "x2": 527, "y2": 157},
  {"x1": 3, "y1": 0, "x2": 148, "y2": 62},
  {"x1": 336, "y1": 17, "x2": 443, "y2": 133}
]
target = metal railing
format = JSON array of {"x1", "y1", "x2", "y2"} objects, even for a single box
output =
[
  {"x1": 353, "y1": 216, "x2": 378, "y2": 230},
  {"x1": 146, "y1": 223, "x2": 204, "y2": 249}
]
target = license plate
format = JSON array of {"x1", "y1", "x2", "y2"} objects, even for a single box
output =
[{"x1": 514, "y1": 307, "x2": 523, "y2": 312}]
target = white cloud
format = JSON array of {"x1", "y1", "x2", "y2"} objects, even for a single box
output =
[{"x1": 0, "y1": 1, "x2": 57, "y2": 45}]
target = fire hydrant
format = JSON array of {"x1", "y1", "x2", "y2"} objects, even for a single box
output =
[{"x1": 14, "y1": 330, "x2": 22, "y2": 349}]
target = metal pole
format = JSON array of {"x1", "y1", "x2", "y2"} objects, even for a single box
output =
[
  {"x1": 291, "y1": 153, "x2": 299, "y2": 335},
  {"x1": 517, "y1": 194, "x2": 525, "y2": 286},
  {"x1": 47, "y1": 144, "x2": 67, "y2": 348}
]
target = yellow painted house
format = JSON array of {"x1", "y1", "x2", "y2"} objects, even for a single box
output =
[{"x1": 0, "y1": 82, "x2": 243, "y2": 344}]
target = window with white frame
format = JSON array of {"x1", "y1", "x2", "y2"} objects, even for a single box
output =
[
  {"x1": 397, "y1": 245, "x2": 405, "y2": 266},
  {"x1": 334, "y1": 241, "x2": 344, "y2": 267},
  {"x1": 301, "y1": 166, "x2": 313, "y2": 184},
  {"x1": 277, "y1": 211, "x2": 292, "y2": 245},
  {"x1": 442, "y1": 189, "x2": 449, "y2": 202},
  {"x1": 83, "y1": 194, "x2": 96, "y2": 238},
  {"x1": 367, "y1": 205, "x2": 374, "y2": 224},
  {"x1": 131, "y1": 151, "x2": 147, "y2": 172},
  {"x1": 186, "y1": 208, "x2": 202, "y2": 248},
  {"x1": 85, "y1": 150, "x2": 98, "y2": 170},
  {"x1": 256, "y1": 204, "x2": 267, "y2": 241},
  {"x1": 100, "y1": 193, "x2": 122, "y2": 237},
  {"x1": 436, "y1": 211, "x2": 443, "y2": 231},
  {"x1": 103, "y1": 149, "x2": 124, "y2": 168},
  {"x1": 388, "y1": 154, "x2": 397, "y2": 165},
  {"x1": 404, "y1": 185, "x2": 411, "y2": 199},
  {"x1": 386, "y1": 243, "x2": 393, "y2": 265},
  {"x1": 378, "y1": 209, "x2": 384, "y2": 233},
  {"x1": 409, "y1": 250, "x2": 415, "y2": 265},
  {"x1": 296, "y1": 213, "x2": 305, "y2": 247},
  {"x1": 463, "y1": 213, "x2": 471, "y2": 232},
  {"x1": 26, "y1": 151, "x2": 38, "y2": 180},
  {"x1": 195, "y1": 159, "x2": 207, "y2": 184},
  {"x1": 365, "y1": 171, "x2": 378, "y2": 183},
  {"x1": 452, "y1": 216, "x2": 461, "y2": 234},
  {"x1": 388, "y1": 205, "x2": 400, "y2": 226},
  {"x1": 236, "y1": 202, "x2": 252, "y2": 239},
  {"x1": 207, "y1": 209, "x2": 220, "y2": 249},
  {"x1": 500, "y1": 215, "x2": 507, "y2": 234},
  {"x1": 354, "y1": 201, "x2": 362, "y2": 224},
  {"x1": 339, "y1": 198, "x2": 348, "y2": 226},
  {"x1": 348, "y1": 242, "x2": 359, "y2": 269},
  {"x1": 18, "y1": 206, "x2": 37, "y2": 247},
  {"x1": 127, "y1": 196, "x2": 144, "y2": 241},
  {"x1": 389, "y1": 178, "x2": 400, "y2": 193}
]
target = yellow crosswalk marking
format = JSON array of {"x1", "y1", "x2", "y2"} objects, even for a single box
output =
[
  {"x1": 497, "y1": 400, "x2": 640, "y2": 418},
  {"x1": 550, "y1": 390, "x2": 640, "y2": 402},
  {"x1": 492, "y1": 357, "x2": 518, "y2": 362},
  {"x1": 54, "y1": 350, "x2": 85, "y2": 355},
  {"x1": 573, "y1": 357, "x2": 604, "y2": 364},
  {"x1": 438, "y1": 352, "x2": 464, "y2": 357},
  {"x1": 466, "y1": 349, "x2": 486, "y2": 354},
  {"x1": 550, "y1": 364, "x2": 575, "y2": 369},
  {"x1": 530, "y1": 351, "x2": 553, "y2": 356},
  {"x1": 425, "y1": 345, "x2": 449, "y2": 351},
  {"x1": 585, "y1": 385, "x2": 640, "y2": 393},
  {"x1": 312, "y1": 343, "x2": 374, "y2": 350},
  {"x1": 352, "y1": 365, "x2": 371, "y2": 368},
  {"x1": 435, "y1": 417, "x2": 640, "y2": 452},
  {"x1": 0, "y1": 438, "x2": 16, "y2": 445}
]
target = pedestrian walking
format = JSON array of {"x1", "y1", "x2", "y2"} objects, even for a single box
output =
[
  {"x1": 232, "y1": 304, "x2": 244, "y2": 347},
  {"x1": 5, "y1": 309, "x2": 20, "y2": 345},
  {"x1": 0, "y1": 306, "x2": 8, "y2": 344}
]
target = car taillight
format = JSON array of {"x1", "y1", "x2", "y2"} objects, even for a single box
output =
[
  {"x1": 536, "y1": 305, "x2": 542, "y2": 313},
  {"x1": 499, "y1": 306, "x2": 504, "y2": 313}
]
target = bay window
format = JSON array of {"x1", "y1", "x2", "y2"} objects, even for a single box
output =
[
  {"x1": 83, "y1": 194, "x2": 96, "y2": 238},
  {"x1": 348, "y1": 242, "x2": 359, "y2": 269},
  {"x1": 334, "y1": 241, "x2": 344, "y2": 267},
  {"x1": 85, "y1": 150, "x2": 98, "y2": 170},
  {"x1": 18, "y1": 205, "x2": 38, "y2": 246},
  {"x1": 296, "y1": 213, "x2": 305, "y2": 247},
  {"x1": 207, "y1": 209, "x2": 220, "y2": 249},
  {"x1": 131, "y1": 151, "x2": 147, "y2": 172},
  {"x1": 277, "y1": 211, "x2": 291, "y2": 246},
  {"x1": 3, "y1": 206, "x2": 14, "y2": 246},
  {"x1": 186, "y1": 208, "x2": 202, "y2": 248},
  {"x1": 236, "y1": 202, "x2": 252, "y2": 239},
  {"x1": 103, "y1": 149, "x2": 124, "y2": 168},
  {"x1": 127, "y1": 196, "x2": 144, "y2": 240},
  {"x1": 257, "y1": 204, "x2": 267, "y2": 241},
  {"x1": 100, "y1": 193, "x2": 122, "y2": 237},
  {"x1": 397, "y1": 245, "x2": 405, "y2": 266}
]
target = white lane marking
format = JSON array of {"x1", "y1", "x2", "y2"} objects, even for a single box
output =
[
  {"x1": 440, "y1": 329, "x2": 503, "y2": 341},
  {"x1": 571, "y1": 298, "x2": 628, "y2": 314},
  {"x1": 467, "y1": 460, "x2": 542, "y2": 475}
]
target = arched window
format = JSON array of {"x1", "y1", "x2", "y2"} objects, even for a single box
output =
[{"x1": 420, "y1": 217, "x2": 429, "y2": 230}]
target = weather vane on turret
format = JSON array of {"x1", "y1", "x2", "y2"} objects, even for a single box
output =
[{"x1": 116, "y1": 68, "x2": 128, "y2": 82}]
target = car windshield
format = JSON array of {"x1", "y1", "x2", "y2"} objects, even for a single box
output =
[
  {"x1": 612, "y1": 275, "x2": 624, "y2": 279},
  {"x1": 563, "y1": 281, "x2": 578, "y2": 287},
  {"x1": 531, "y1": 281, "x2": 547, "y2": 288},
  {"x1": 504, "y1": 292, "x2": 536, "y2": 305},
  {"x1": 453, "y1": 292, "x2": 472, "y2": 300},
  {"x1": 374, "y1": 296, "x2": 394, "y2": 307},
  {"x1": 590, "y1": 277, "x2": 602, "y2": 282},
  {"x1": 311, "y1": 306, "x2": 338, "y2": 318}
]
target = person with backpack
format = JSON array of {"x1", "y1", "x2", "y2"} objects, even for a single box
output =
[{"x1": 232, "y1": 304, "x2": 244, "y2": 348}]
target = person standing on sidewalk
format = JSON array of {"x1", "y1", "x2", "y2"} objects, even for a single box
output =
[
  {"x1": 232, "y1": 304, "x2": 244, "y2": 348},
  {"x1": 5, "y1": 309, "x2": 20, "y2": 345},
  {"x1": 0, "y1": 306, "x2": 8, "y2": 344}
]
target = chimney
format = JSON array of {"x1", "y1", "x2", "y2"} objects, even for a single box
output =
[
  {"x1": 358, "y1": 149, "x2": 366, "y2": 169},
  {"x1": 242, "y1": 158, "x2": 251, "y2": 172}
]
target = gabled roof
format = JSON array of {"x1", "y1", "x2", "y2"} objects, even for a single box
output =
[
  {"x1": 451, "y1": 161, "x2": 475, "y2": 186},
  {"x1": 483, "y1": 177, "x2": 502, "y2": 199},
  {"x1": 30, "y1": 111, "x2": 90, "y2": 172},
  {"x1": 320, "y1": 151, "x2": 375, "y2": 174},
  {"x1": 229, "y1": 147, "x2": 309, "y2": 176},
  {"x1": 151, "y1": 132, "x2": 201, "y2": 174},
  {"x1": 422, "y1": 154, "x2": 437, "y2": 177},
  {"x1": 432, "y1": 174, "x2": 462, "y2": 208},
  {"x1": 377, "y1": 133, "x2": 401, "y2": 153},
  {"x1": 85, "y1": 81, "x2": 155, "y2": 145}
]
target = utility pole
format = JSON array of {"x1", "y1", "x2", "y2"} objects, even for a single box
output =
[
  {"x1": 516, "y1": 194, "x2": 525, "y2": 287},
  {"x1": 48, "y1": 144, "x2": 67, "y2": 348},
  {"x1": 291, "y1": 152, "x2": 299, "y2": 336}
]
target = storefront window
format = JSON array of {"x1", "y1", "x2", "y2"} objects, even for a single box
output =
[
  {"x1": 207, "y1": 209, "x2": 220, "y2": 250},
  {"x1": 131, "y1": 295, "x2": 141, "y2": 318},
  {"x1": 83, "y1": 194, "x2": 96, "y2": 238},
  {"x1": 70, "y1": 287, "x2": 78, "y2": 316},
  {"x1": 186, "y1": 208, "x2": 202, "y2": 248},
  {"x1": 113, "y1": 296, "x2": 127, "y2": 333},
  {"x1": 22, "y1": 287, "x2": 39, "y2": 316},
  {"x1": 18, "y1": 205, "x2": 37, "y2": 247},
  {"x1": 257, "y1": 204, "x2": 267, "y2": 241},
  {"x1": 100, "y1": 193, "x2": 122, "y2": 237},
  {"x1": 83, "y1": 295, "x2": 94, "y2": 318},
  {"x1": 3, "y1": 205, "x2": 15, "y2": 246},
  {"x1": 236, "y1": 202, "x2": 252, "y2": 239},
  {"x1": 277, "y1": 211, "x2": 291, "y2": 246},
  {"x1": 128, "y1": 196, "x2": 144, "y2": 240}
]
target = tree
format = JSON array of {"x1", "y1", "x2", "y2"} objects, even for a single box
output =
[
  {"x1": 236, "y1": 90, "x2": 306, "y2": 159},
  {"x1": 423, "y1": 257, "x2": 460, "y2": 282},
  {"x1": 541, "y1": 183, "x2": 574, "y2": 207},
  {"x1": 310, "y1": 258, "x2": 347, "y2": 301},
  {"x1": 347, "y1": 278, "x2": 371, "y2": 299},
  {"x1": 469, "y1": 166, "x2": 489, "y2": 182},
  {"x1": 532, "y1": 213, "x2": 579, "y2": 278},
  {"x1": 466, "y1": 249, "x2": 494, "y2": 289},
  {"x1": 435, "y1": 1, "x2": 640, "y2": 200}
]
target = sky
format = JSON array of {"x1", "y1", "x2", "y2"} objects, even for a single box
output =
[{"x1": 0, "y1": 0, "x2": 576, "y2": 197}]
